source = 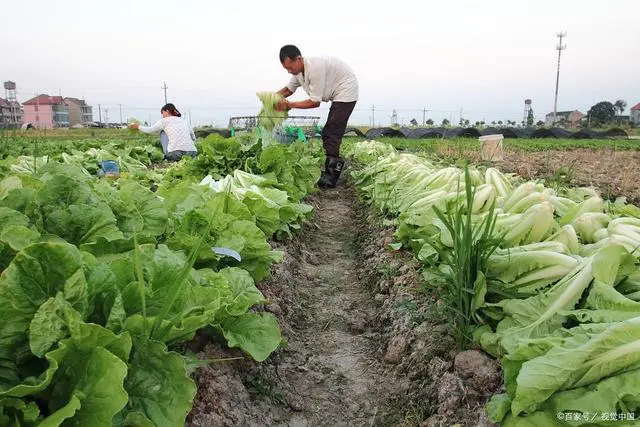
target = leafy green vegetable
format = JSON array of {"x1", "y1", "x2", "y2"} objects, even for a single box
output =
[
  {"x1": 115, "y1": 337, "x2": 195, "y2": 427},
  {"x1": 219, "y1": 312, "x2": 282, "y2": 362},
  {"x1": 257, "y1": 91, "x2": 287, "y2": 131}
]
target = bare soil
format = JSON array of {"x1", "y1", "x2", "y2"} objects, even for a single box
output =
[
  {"x1": 186, "y1": 178, "x2": 500, "y2": 427},
  {"x1": 436, "y1": 146, "x2": 640, "y2": 202},
  {"x1": 497, "y1": 148, "x2": 640, "y2": 202}
]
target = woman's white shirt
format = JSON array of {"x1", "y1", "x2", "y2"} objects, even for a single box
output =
[{"x1": 139, "y1": 116, "x2": 197, "y2": 152}]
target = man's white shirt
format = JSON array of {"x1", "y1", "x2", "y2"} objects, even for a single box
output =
[{"x1": 286, "y1": 56, "x2": 359, "y2": 103}]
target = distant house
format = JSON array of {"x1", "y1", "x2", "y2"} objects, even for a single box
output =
[
  {"x1": 22, "y1": 95, "x2": 69, "y2": 129},
  {"x1": 631, "y1": 103, "x2": 640, "y2": 125},
  {"x1": 545, "y1": 110, "x2": 585, "y2": 128},
  {"x1": 64, "y1": 97, "x2": 93, "y2": 127},
  {"x1": 0, "y1": 97, "x2": 23, "y2": 129}
]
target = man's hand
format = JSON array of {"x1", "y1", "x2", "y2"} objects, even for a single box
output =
[{"x1": 275, "y1": 100, "x2": 290, "y2": 112}]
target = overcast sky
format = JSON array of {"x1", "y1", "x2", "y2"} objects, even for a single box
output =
[{"x1": 2, "y1": 0, "x2": 638, "y2": 127}]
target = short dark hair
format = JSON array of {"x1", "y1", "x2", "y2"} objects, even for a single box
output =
[
  {"x1": 161, "y1": 103, "x2": 181, "y2": 117},
  {"x1": 279, "y1": 45, "x2": 301, "y2": 63}
]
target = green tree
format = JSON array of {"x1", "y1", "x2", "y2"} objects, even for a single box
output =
[
  {"x1": 426, "y1": 118, "x2": 434, "y2": 126},
  {"x1": 614, "y1": 99, "x2": 627, "y2": 116},
  {"x1": 527, "y1": 109, "x2": 534, "y2": 126},
  {"x1": 536, "y1": 120, "x2": 545, "y2": 127},
  {"x1": 614, "y1": 99, "x2": 628, "y2": 125},
  {"x1": 587, "y1": 101, "x2": 616, "y2": 126},
  {"x1": 442, "y1": 118, "x2": 450, "y2": 126}
]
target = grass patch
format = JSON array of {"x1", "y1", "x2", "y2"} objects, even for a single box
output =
[
  {"x1": 424, "y1": 166, "x2": 503, "y2": 349},
  {"x1": 245, "y1": 374, "x2": 286, "y2": 405}
]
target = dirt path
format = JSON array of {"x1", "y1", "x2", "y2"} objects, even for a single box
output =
[
  {"x1": 188, "y1": 184, "x2": 400, "y2": 426},
  {"x1": 188, "y1": 181, "x2": 501, "y2": 427},
  {"x1": 258, "y1": 185, "x2": 397, "y2": 426}
]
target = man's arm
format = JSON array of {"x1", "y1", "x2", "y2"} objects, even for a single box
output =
[
  {"x1": 277, "y1": 87, "x2": 294, "y2": 97},
  {"x1": 275, "y1": 98, "x2": 320, "y2": 111},
  {"x1": 287, "y1": 99, "x2": 321, "y2": 109}
]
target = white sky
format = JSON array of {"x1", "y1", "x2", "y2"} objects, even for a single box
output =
[{"x1": 2, "y1": 0, "x2": 639, "y2": 127}]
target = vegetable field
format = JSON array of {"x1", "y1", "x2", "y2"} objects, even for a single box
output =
[
  {"x1": 1, "y1": 130, "x2": 639, "y2": 426},
  {"x1": 0, "y1": 131, "x2": 323, "y2": 426}
]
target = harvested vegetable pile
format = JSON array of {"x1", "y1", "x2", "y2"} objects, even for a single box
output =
[{"x1": 256, "y1": 91, "x2": 288, "y2": 131}]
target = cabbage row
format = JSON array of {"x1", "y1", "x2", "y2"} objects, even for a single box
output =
[
  {"x1": 348, "y1": 140, "x2": 640, "y2": 427},
  {"x1": 0, "y1": 136, "x2": 321, "y2": 426}
]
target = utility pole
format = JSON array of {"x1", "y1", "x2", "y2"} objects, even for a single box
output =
[
  {"x1": 119, "y1": 104, "x2": 123, "y2": 125},
  {"x1": 371, "y1": 105, "x2": 375, "y2": 127},
  {"x1": 423, "y1": 107, "x2": 426, "y2": 125},
  {"x1": 161, "y1": 82, "x2": 168, "y2": 104},
  {"x1": 36, "y1": 94, "x2": 40, "y2": 129},
  {"x1": 552, "y1": 31, "x2": 567, "y2": 125},
  {"x1": 104, "y1": 108, "x2": 109, "y2": 126},
  {"x1": 98, "y1": 104, "x2": 102, "y2": 125}
]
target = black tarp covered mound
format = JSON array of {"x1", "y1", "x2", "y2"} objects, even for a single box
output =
[
  {"x1": 347, "y1": 126, "x2": 629, "y2": 140},
  {"x1": 433, "y1": 127, "x2": 482, "y2": 138},
  {"x1": 407, "y1": 128, "x2": 442, "y2": 138},
  {"x1": 398, "y1": 127, "x2": 415, "y2": 137},
  {"x1": 532, "y1": 127, "x2": 573, "y2": 139},
  {"x1": 364, "y1": 127, "x2": 405, "y2": 138},
  {"x1": 195, "y1": 128, "x2": 232, "y2": 138},
  {"x1": 571, "y1": 129, "x2": 601, "y2": 139},
  {"x1": 458, "y1": 127, "x2": 482, "y2": 138},
  {"x1": 514, "y1": 128, "x2": 535, "y2": 138},
  {"x1": 482, "y1": 127, "x2": 500, "y2": 136},
  {"x1": 497, "y1": 128, "x2": 518, "y2": 138},
  {"x1": 602, "y1": 128, "x2": 628, "y2": 138},
  {"x1": 343, "y1": 127, "x2": 365, "y2": 137}
]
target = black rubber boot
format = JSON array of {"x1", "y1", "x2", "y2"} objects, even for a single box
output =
[
  {"x1": 317, "y1": 157, "x2": 331, "y2": 188},
  {"x1": 318, "y1": 156, "x2": 344, "y2": 188}
]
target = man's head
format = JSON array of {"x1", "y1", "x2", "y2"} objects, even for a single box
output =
[{"x1": 279, "y1": 44, "x2": 304, "y2": 75}]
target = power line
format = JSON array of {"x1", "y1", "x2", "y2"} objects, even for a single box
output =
[{"x1": 552, "y1": 31, "x2": 567, "y2": 124}]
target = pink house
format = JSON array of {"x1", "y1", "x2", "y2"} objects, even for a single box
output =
[
  {"x1": 22, "y1": 95, "x2": 70, "y2": 129},
  {"x1": 631, "y1": 102, "x2": 640, "y2": 125}
]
